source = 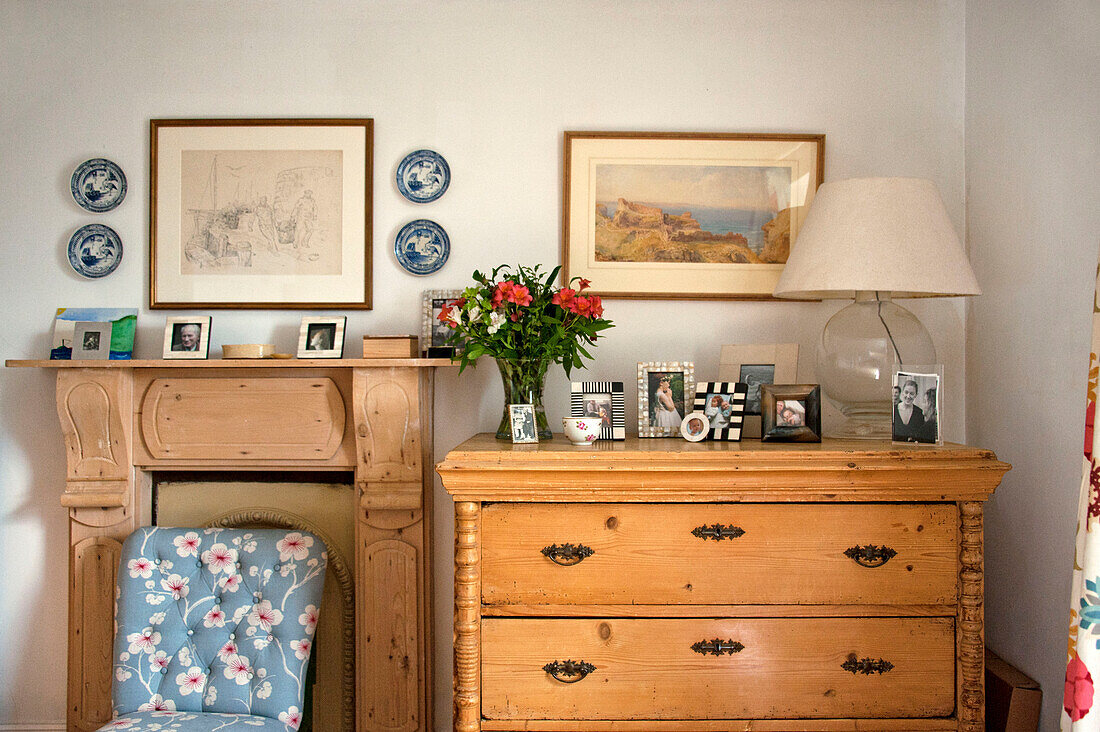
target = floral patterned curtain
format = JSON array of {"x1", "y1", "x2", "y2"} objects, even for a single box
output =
[{"x1": 1066, "y1": 263, "x2": 1100, "y2": 727}]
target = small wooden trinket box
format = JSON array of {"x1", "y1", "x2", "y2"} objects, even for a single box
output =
[{"x1": 362, "y1": 335, "x2": 419, "y2": 358}]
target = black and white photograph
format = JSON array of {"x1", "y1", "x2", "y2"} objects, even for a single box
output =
[
  {"x1": 509, "y1": 404, "x2": 539, "y2": 444},
  {"x1": 421, "y1": 289, "x2": 462, "y2": 356},
  {"x1": 297, "y1": 316, "x2": 346, "y2": 358},
  {"x1": 892, "y1": 368, "x2": 942, "y2": 445},
  {"x1": 739, "y1": 363, "x2": 775, "y2": 416},
  {"x1": 571, "y1": 381, "x2": 626, "y2": 440},
  {"x1": 72, "y1": 321, "x2": 111, "y2": 360},
  {"x1": 718, "y1": 343, "x2": 798, "y2": 439},
  {"x1": 162, "y1": 316, "x2": 211, "y2": 359},
  {"x1": 691, "y1": 381, "x2": 748, "y2": 441}
]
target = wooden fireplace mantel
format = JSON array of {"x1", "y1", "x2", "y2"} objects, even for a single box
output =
[{"x1": 7, "y1": 357, "x2": 451, "y2": 732}]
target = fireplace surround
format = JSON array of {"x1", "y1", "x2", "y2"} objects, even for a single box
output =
[{"x1": 7, "y1": 357, "x2": 448, "y2": 732}]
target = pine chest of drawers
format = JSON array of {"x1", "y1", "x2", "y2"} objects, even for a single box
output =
[{"x1": 437, "y1": 435, "x2": 1009, "y2": 732}]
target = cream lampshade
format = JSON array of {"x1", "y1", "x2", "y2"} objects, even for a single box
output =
[{"x1": 773, "y1": 177, "x2": 980, "y2": 438}]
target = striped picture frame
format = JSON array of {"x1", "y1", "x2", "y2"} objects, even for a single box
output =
[
  {"x1": 693, "y1": 381, "x2": 749, "y2": 441},
  {"x1": 570, "y1": 381, "x2": 626, "y2": 440}
]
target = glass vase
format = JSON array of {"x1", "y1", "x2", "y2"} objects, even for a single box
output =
[{"x1": 495, "y1": 357, "x2": 552, "y2": 440}]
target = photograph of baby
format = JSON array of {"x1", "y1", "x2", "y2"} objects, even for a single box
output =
[
  {"x1": 775, "y1": 399, "x2": 806, "y2": 427},
  {"x1": 582, "y1": 393, "x2": 613, "y2": 428},
  {"x1": 739, "y1": 363, "x2": 775, "y2": 416},
  {"x1": 703, "y1": 390, "x2": 742, "y2": 429},
  {"x1": 682, "y1": 413, "x2": 708, "y2": 441}
]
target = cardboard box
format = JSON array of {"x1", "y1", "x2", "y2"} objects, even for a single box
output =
[
  {"x1": 362, "y1": 335, "x2": 419, "y2": 358},
  {"x1": 986, "y1": 647, "x2": 1042, "y2": 732}
]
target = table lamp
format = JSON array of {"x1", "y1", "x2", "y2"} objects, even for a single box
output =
[{"x1": 773, "y1": 177, "x2": 980, "y2": 439}]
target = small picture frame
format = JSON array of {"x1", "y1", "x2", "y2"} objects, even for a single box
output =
[
  {"x1": 692, "y1": 382, "x2": 749, "y2": 441},
  {"x1": 508, "y1": 404, "x2": 539, "y2": 444},
  {"x1": 892, "y1": 366, "x2": 943, "y2": 445},
  {"x1": 680, "y1": 411, "x2": 710, "y2": 442},
  {"x1": 570, "y1": 381, "x2": 626, "y2": 440},
  {"x1": 761, "y1": 384, "x2": 822, "y2": 442},
  {"x1": 162, "y1": 316, "x2": 211, "y2": 359},
  {"x1": 718, "y1": 343, "x2": 799, "y2": 438},
  {"x1": 73, "y1": 322, "x2": 112, "y2": 360},
  {"x1": 298, "y1": 316, "x2": 346, "y2": 358},
  {"x1": 638, "y1": 362, "x2": 695, "y2": 438},
  {"x1": 422, "y1": 289, "x2": 462, "y2": 357}
]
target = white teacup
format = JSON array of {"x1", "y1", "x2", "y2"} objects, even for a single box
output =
[{"x1": 562, "y1": 416, "x2": 601, "y2": 446}]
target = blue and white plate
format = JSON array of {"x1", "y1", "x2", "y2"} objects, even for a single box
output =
[
  {"x1": 394, "y1": 219, "x2": 449, "y2": 275},
  {"x1": 71, "y1": 158, "x2": 127, "y2": 213},
  {"x1": 396, "y1": 149, "x2": 450, "y2": 203},
  {"x1": 68, "y1": 224, "x2": 123, "y2": 278}
]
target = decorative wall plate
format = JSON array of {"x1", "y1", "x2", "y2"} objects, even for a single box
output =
[
  {"x1": 67, "y1": 224, "x2": 122, "y2": 278},
  {"x1": 70, "y1": 158, "x2": 127, "y2": 213},
  {"x1": 394, "y1": 219, "x2": 450, "y2": 275},
  {"x1": 396, "y1": 149, "x2": 450, "y2": 203}
]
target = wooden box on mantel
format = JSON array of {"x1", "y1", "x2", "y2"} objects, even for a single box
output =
[{"x1": 363, "y1": 335, "x2": 418, "y2": 358}]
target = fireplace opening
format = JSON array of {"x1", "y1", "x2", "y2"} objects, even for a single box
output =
[{"x1": 153, "y1": 472, "x2": 356, "y2": 732}]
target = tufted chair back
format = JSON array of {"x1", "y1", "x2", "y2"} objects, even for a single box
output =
[{"x1": 110, "y1": 526, "x2": 327, "y2": 726}]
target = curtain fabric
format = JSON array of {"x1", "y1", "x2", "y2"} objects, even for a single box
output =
[{"x1": 1066, "y1": 264, "x2": 1100, "y2": 727}]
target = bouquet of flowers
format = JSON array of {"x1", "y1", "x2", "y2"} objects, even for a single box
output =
[{"x1": 438, "y1": 263, "x2": 613, "y2": 438}]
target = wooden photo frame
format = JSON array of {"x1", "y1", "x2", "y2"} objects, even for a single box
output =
[
  {"x1": 761, "y1": 384, "x2": 822, "y2": 442},
  {"x1": 692, "y1": 381, "x2": 748, "y2": 441},
  {"x1": 150, "y1": 118, "x2": 373, "y2": 310},
  {"x1": 162, "y1": 316, "x2": 211, "y2": 359},
  {"x1": 570, "y1": 381, "x2": 626, "y2": 440},
  {"x1": 637, "y1": 361, "x2": 695, "y2": 438},
  {"x1": 718, "y1": 343, "x2": 799, "y2": 438},
  {"x1": 421, "y1": 289, "x2": 462, "y2": 357},
  {"x1": 563, "y1": 132, "x2": 824, "y2": 300},
  {"x1": 297, "y1": 316, "x2": 346, "y2": 359}
]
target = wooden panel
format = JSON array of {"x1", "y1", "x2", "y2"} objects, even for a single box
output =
[
  {"x1": 480, "y1": 720, "x2": 959, "y2": 731},
  {"x1": 454, "y1": 501, "x2": 482, "y2": 732},
  {"x1": 353, "y1": 368, "x2": 422, "y2": 483},
  {"x1": 58, "y1": 370, "x2": 131, "y2": 481},
  {"x1": 481, "y1": 617, "x2": 956, "y2": 720},
  {"x1": 482, "y1": 503, "x2": 958, "y2": 606},
  {"x1": 360, "y1": 532, "x2": 422, "y2": 732},
  {"x1": 482, "y1": 603, "x2": 957, "y2": 618},
  {"x1": 140, "y1": 376, "x2": 345, "y2": 460},
  {"x1": 71, "y1": 536, "x2": 123, "y2": 730}
]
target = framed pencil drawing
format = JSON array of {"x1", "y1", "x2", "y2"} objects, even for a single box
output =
[
  {"x1": 563, "y1": 131, "x2": 824, "y2": 300},
  {"x1": 151, "y1": 118, "x2": 373, "y2": 309}
]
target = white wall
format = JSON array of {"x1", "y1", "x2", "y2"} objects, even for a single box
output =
[
  {"x1": 966, "y1": 0, "x2": 1100, "y2": 726},
  {"x1": 0, "y1": 1, "x2": 969, "y2": 726}
]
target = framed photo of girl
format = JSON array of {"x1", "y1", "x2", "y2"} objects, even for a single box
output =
[
  {"x1": 892, "y1": 366, "x2": 943, "y2": 445},
  {"x1": 637, "y1": 362, "x2": 695, "y2": 438}
]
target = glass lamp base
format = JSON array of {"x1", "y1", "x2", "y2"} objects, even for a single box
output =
[{"x1": 816, "y1": 294, "x2": 936, "y2": 440}]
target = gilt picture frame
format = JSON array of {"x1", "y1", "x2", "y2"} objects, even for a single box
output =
[
  {"x1": 563, "y1": 131, "x2": 824, "y2": 300},
  {"x1": 150, "y1": 118, "x2": 373, "y2": 309}
]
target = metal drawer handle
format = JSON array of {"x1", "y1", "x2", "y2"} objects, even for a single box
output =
[
  {"x1": 844, "y1": 544, "x2": 897, "y2": 568},
  {"x1": 691, "y1": 523, "x2": 745, "y2": 541},
  {"x1": 543, "y1": 659, "x2": 595, "y2": 683},
  {"x1": 541, "y1": 543, "x2": 594, "y2": 566},
  {"x1": 691, "y1": 638, "x2": 745, "y2": 656},
  {"x1": 842, "y1": 656, "x2": 895, "y2": 675}
]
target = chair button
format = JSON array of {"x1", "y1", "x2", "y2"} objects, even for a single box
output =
[
  {"x1": 195, "y1": 561, "x2": 203, "y2": 568},
  {"x1": 229, "y1": 633, "x2": 235, "y2": 640},
  {"x1": 253, "y1": 593, "x2": 262, "y2": 601},
  {"x1": 267, "y1": 634, "x2": 274, "y2": 642},
  {"x1": 187, "y1": 629, "x2": 194, "y2": 636},
  {"x1": 272, "y1": 563, "x2": 280, "y2": 571},
  {"x1": 160, "y1": 667, "x2": 168, "y2": 674},
  {"x1": 213, "y1": 598, "x2": 221, "y2": 605}
]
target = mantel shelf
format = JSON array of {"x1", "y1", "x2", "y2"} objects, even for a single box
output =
[{"x1": 6, "y1": 358, "x2": 454, "y2": 368}]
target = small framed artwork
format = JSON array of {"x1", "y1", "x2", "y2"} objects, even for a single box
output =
[
  {"x1": 50, "y1": 308, "x2": 137, "y2": 360},
  {"x1": 680, "y1": 411, "x2": 710, "y2": 442},
  {"x1": 421, "y1": 289, "x2": 462, "y2": 357},
  {"x1": 761, "y1": 384, "x2": 822, "y2": 442},
  {"x1": 72, "y1": 322, "x2": 112, "y2": 360},
  {"x1": 892, "y1": 366, "x2": 943, "y2": 445},
  {"x1": 718, "y1": 343, "x2": 799, "y2": 438},
  {"x1": 162, "y1": 316, "x2": 211, "y2": 359},
  {"x1": 509, "y1": 404, "x2": 539, "y2": 444},
  {"x1": 638, "y1": 362, "x2": 695, "y2": 438},
  {"x1": 150, "y1": 118, "x2": 373, "y2": 310},
  {"x1": 563, "y1": 131, "x2": 824, "y2": 300},
  {"x1": 692, "y1": 382, "x2": 749, "y2": 441},
  {"x1": 570, "y1": 381, "x2": 626, "y2": 440},
  {"x1": 298, "y1": 316, "x2": 346, "y2": 358}
]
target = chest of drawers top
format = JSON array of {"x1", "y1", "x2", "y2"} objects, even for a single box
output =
[{"x1": 437, "y1": 434, "x2": 1009, "y2": 503}]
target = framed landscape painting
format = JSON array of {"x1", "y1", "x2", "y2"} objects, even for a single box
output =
[
  {"x1": 563, "y1": 132, "x2": 824, "y2": 300},
  {"x1": 151, "y1": 118, "x2": 373, "y2": 309}
]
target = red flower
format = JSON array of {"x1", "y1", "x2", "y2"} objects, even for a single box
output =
[
  {"x1": 589, "y1": 295, "x2": 603, "y2": 318},
  {"x1": 494, "y1": 280, "x2": 532, "y2": 307},
  {"x1": 1066, "y1": 654, "x2": 1095, "y2": 722},
  {"x1": 572, "y1": 296, "x2": 592, "y2": 317},
  {"x1": 552, "y1": 288, "x2": 576, "y2": 309},
  {"x1": 577, "y1": 278, "x2": 592, "y2": 291},
  {"x1": 436, "y1": 304, "x2": 456, "y2": 328}
]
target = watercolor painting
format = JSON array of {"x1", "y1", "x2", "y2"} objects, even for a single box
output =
[
  {"x1": 594, "y1": 164, "x2": 793, "y2": 265},
  {"x1": 50, "y1": 308, "x2": 137, "y2": 360}
]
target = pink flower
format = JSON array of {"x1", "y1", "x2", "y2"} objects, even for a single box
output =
[
  {"x1": 279, "y1": 707, "x2": 303, "y2": 730},
  {"x1": 220, "y1": 573, "x2": 241, "y2": 593},
  {"x1": 1066, "y1": 654, "x2": 1095, "y2": 721},
  {"x1": 137, "y1": 694, "x2": 176, "y2": 712},
  {"x1": 248, "y1": 599, "x2": 284, "y2": 631},
  {"x1": 201, "y1": 543, "x2": 237, "y2": 574},
  {"x1": 203, "y1": 606, "x2": 226, "y2": 628},
  {"x1": 291, "y1": 638, "x2": 312, "y2": 660},
  {"x1": 217, "y1": 640, "x2": 238, "y2": 660},
  {"x1": 149, "y1": 651, "x2": 170, "y2": 672},
  {"x1": 127, "y1": 627, "x2": 161, "y2": 654},
  {"x1": 176, "y1": 667, "x2": 206, "y2": 695},
  {"x1": 299, "y1": 604, "x2": 320, "y2": 635},
  {"x1": 173, "y1": 532, "x2": 201, "y2": 558},
  {"x1": 160, "y1": 574, "x2": 189, "y2": 600},
  {"x1": 223, "y1": 654, "x2": 254, "y2": 685},
  {"x1": 127, "y1": 558, "x2": 153, "y2": 579},
  {"x1": 276, "y1": 532, "x2": 313, "y2": 562}
]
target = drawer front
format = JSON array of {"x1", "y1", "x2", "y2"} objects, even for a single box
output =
[
  {"x1": 482, "y1": 503, "x2": 957, "y2": 605},
  {"x1": 482, "y1": 617, "x2": 955, "y2": 720}
]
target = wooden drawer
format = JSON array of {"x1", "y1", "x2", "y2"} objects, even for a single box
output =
[
  {"x1": 482, "y1": 617, "x2": 956, "y2": 721},
  {"x1": 482, "y1": 503, "x2": 958, "y2": 606}
]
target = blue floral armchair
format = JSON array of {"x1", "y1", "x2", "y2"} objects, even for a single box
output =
[{"x1": 98, "y1": 526, "x2": 327, "y2": 731}]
